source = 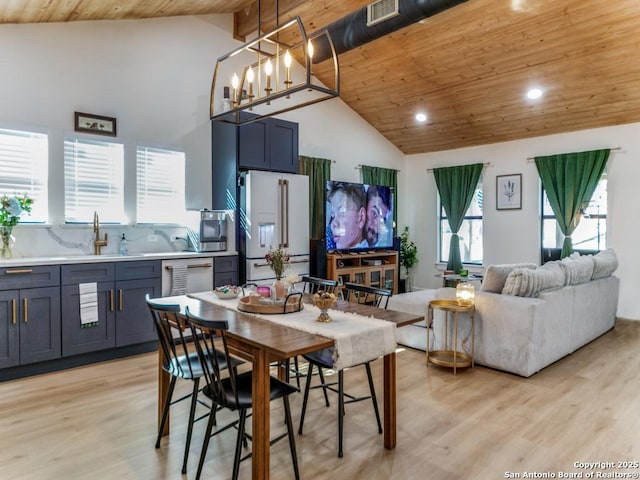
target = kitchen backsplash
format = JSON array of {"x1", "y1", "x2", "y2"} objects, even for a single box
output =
[{"x1": 6, "y1": 213, "x2": 236, "y2": 258}]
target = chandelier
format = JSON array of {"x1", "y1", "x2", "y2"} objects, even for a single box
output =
[{"x1": 209, "y1": 4, "x2": 340, "y2": 125}]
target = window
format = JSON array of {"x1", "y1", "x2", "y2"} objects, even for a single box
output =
[
  {"x1": 0, "y1": 127, "x2": 48, "y2": 222},
  {"x1": 541, "y1": 175, "x2": 607, "y2": 261},
  {"x1": 136, "y1": 146, "x2": 186, "y2": 224},
  {"x1": 439, "y1": 180, "x2": 483, "y2": 265},
  {"x1": 64, "y1": 138, "x2": 125, "y2": 223}
]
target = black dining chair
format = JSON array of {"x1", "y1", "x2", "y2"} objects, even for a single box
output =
[
  {"x1": 185, "y1": 306, "x2": 300, "y2": 480},
  {"x1": 298, "y1": 282, "x2": 392, "y2": 457},
  {"x1": 300, "y1": 275, "x2": 339, "y2": 295},
  {"x1": 146, "y1": 295, "x2": 242, "y2": 475},
  {"x1": 282, "y1": 276, "x2": 340, "y2": 387}
]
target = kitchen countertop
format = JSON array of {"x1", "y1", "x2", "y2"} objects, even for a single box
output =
[{"x1": 0, "y1": 250, "x2": 237, "y2": 268}]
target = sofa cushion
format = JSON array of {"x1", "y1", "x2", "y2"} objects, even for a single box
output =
[
  {"x1": 559, "y1": 253, "x2": 595, "y2": 285},
  {"x1": 502, "y1": 261, "x2": 565, "y2": 297},
  {"x1": 591, "y1": 248, "x2": 618, "y2": 280},
  {"x1": 480, "y1": 263, "x2": 537, "y2": 293}
]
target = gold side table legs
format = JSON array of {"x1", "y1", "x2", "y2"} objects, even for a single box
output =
[{"x1": 426, "y1": 300, "x2": 475, "y2": 375}]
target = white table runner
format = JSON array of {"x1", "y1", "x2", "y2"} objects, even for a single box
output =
[{"x1": 188, "y1": 291, "x2": 397, "y2": 370}]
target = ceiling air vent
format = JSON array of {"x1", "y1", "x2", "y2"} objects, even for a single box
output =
[{"x1": 367, "y1": 0, "x2": 399, "y2": 27}]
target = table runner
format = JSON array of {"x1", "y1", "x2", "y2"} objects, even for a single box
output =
[{"x1": 187, "y1": 291, "x2": 397, "y2": 370}]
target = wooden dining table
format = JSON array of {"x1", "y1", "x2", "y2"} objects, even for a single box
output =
[{"x1": 152, "y1": 294, "x2": 423, "y2": 480}]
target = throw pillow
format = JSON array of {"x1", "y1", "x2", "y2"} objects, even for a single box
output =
[
  {"x1": 502, "y1": 261, "x2": 565, "y2": 297},
  {"x1": 559, "y1": 254, "x2": 595, "y2": 285},
  {"x1": 480, "y1": 263, "x2": 537, "y2": 293},
  {"x1": 591, "y1": 248, "x2": 618, "y2": 280}
]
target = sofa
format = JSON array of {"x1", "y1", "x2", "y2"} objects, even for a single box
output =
[{"x1": 389, "y1": 249, "x2": 620, "y2": 377}]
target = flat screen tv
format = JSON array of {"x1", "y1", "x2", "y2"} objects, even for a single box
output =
[{"x1": 325, "y1": 180, "x2": 394, "y2": 252}]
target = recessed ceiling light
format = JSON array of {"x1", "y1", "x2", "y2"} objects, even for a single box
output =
[
  {"x1": 527, "y1": 88, "x2": 543, "y2": 100},
  {"x1": 415, "y1": 112, "x2": 428, "y2": 122}
]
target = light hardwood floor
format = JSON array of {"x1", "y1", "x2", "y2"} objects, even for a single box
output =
[{"x1": 2, "y1": 320, "x2": 640, "y2": 480}]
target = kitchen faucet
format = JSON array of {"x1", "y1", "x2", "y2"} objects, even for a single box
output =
[{"x1": 93, "y1": 211, "x2": 108, "y2": 255}]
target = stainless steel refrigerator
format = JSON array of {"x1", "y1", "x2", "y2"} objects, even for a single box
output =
[{"x1": 239, "y1": 170, "x2": 310, "y2": 284}]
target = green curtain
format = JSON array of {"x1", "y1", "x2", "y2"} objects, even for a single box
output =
[
  {"x1": 535, "y1": 149, "x2": 609, "y2": 258},
  {"x1": 433, "y1": 163, "x2": 483, "y2": 273},
  {"x1": 361, "y1": 165, "x2": 398, "y2": 236},
  {"x1": 299, "y1": 155, "x2": 332, "y2": 239}
]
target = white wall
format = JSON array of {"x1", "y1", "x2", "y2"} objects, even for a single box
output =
[{"x1": 404, "y1": 122, "x2": 640, "y2": 320}]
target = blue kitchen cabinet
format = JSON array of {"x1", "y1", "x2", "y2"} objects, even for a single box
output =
[{"x1": 0, "y1": 265, "x2": 61, "y2": 369}]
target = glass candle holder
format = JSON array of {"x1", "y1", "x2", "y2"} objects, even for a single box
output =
[{"x1": 456, "y1": 282, "x2": 475, "y2": 307}]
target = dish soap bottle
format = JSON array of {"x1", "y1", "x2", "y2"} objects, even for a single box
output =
[{"x1": 119, "y1": 233, "x2": 128, "y2": 256}]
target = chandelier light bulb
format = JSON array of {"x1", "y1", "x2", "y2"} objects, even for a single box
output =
[
  {"x1": 231, "y1": 73, "x2": 239, "y2": 105},
  {"x1": 284, "y1": 50, "x2": 292, "y2": 86},
  {"x1": 246, "y1": 66, "x2": 254, "y2": 99},
  {"x1": 307, "y1": 40, "x2": 314, "y2": 60},
  {"x1": 265, "y1": 58, "x2": 273, "y2": 96}
]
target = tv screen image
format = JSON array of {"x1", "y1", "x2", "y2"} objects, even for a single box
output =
[{"x1": 325, "y1": 180, "x2": 394, "y2": 252}]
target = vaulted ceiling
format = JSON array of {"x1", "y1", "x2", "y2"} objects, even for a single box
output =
[{"x1": 3, "y1": 0, "x2": 640, "y2": 155}]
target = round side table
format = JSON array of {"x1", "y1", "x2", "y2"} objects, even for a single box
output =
[{"x1": 427, "y1": 299, "x2": 475, "y2": 375}]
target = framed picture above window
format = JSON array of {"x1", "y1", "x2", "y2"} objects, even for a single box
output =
[
  {"x1": 496, "y1": 174, "x2": 522, "y2": 210},
  {"x1": 74, "y1": 111, "x2": 117, "y2": 137}
]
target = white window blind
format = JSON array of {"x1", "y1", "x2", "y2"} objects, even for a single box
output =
[
  {"x1": 136, "y1": 146, "x2": 186, "y2": 224},
  {"x1": 64, "y1": 138, "x2": 125, "y2": 223},
  {"x1": 0, "y1": 128, "x2": 48, "y2": 223}
]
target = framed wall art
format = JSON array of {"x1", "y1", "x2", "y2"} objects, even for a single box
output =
[
  {"x1": 74, "y1": 112, "x2": 117, "y2": 136},
  {"x1": 496, "y1": 174, "x2": 522, "y2": 210}
]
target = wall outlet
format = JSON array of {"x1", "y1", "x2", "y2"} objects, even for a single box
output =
[{"x1": 147, "y1": 234, "x2": 159, "y2": 242}]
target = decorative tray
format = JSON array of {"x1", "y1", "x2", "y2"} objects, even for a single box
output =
[{"x1": 237, "y1": 292, "x2": 304, "y2": 315}]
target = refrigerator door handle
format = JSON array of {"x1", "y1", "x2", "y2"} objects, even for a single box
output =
[
  {"x1": 253, "y1": 258, "x2": 309, "y2": 268},
  {"x1": 280, "y1": 178, "x2": 290, "y2": 248}
]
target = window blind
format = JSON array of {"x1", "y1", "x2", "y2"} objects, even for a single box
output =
[
  {"x1": 64, "y1": 138, "x2": 125, "y2": 223},
  {"x1": 136, "y1": 146, "x2": 186, "y2": 224},
  {"x1": 0, "y1": 128, "x2": 48, "y2": 222}
]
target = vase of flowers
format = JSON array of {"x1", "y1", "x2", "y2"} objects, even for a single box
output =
[
  {"x1": 1, "y1": 194, "x2": 33, "y2": 259},
  {"x1": 265, "y1": 246, "x2": 290, "y2": 299}
]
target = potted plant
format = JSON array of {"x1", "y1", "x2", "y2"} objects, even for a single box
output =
[{"x1": 399, "y1": 226, "x2": 418, "y2": 292}]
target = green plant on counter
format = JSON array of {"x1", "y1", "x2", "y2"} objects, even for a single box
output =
[{"x1": 400, "y1": 226, "x2": 418, "y2": 279}]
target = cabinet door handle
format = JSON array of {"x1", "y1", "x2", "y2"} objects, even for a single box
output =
[
  {"x1": 110, "y1": 289, "x2": 114, "y2": 312},
  {"x1": 6, "y1": 269, "x2": 33, "y2": 274},
  {"x1": 119, "y1": 289, "x2": 123, "y2": 311},
  {"x1": 23, "y1": 298, "x2": 28, "y2": 323},
  {"x1": 12, "y1": 299, "x2": 16, "y2": 325}
]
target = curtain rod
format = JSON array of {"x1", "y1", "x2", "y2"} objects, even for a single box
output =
[
  {"x1": 354, "y1": 164, "x2": 399, "y2": 172},
  {"x1": 426, "y1": 162, "x2": 492, "y2": 174},
  {"x1": 526, "y1": 146, "x2": 621, "y2": 162}
]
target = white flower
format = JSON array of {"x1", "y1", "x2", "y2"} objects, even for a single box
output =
[{"x1": 283, "y1": 272, "x2": 300, "y2": 286}]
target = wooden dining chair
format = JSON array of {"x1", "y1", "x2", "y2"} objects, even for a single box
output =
[
  {"x1": 146, "y1": 295, "x2": 242, "y2": 475},
  {"x1": 298, "y1": 282, "x2": 392, "y2": 457},
  {"x1": 185, "y1": 306, "x2": 300, "y2": 480}
]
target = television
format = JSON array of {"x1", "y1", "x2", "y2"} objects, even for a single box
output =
[{"x1": 325, "y1": 180, "x2": 394, "y2": 252}]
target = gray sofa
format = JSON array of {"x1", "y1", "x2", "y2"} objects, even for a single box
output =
[{"x1": 389, "y1": 250, "x2": 620, "y2": 377}]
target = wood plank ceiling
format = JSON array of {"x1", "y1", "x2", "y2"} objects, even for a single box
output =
[{"x1": 2, "y1": 0, "x2": 640, "y2": 155}]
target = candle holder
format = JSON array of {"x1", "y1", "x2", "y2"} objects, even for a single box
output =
[{"x1": 456, "y1": 282, "x2": 475, "y2": 307}]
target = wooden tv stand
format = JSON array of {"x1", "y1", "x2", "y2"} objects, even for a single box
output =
[{"x1": 326, "y1": 250, "x2": 398, "y2": 294}]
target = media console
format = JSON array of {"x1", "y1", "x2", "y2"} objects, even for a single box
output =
[{"x1": 326, "y1": 250, "x2": 398, "y2": 294}]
